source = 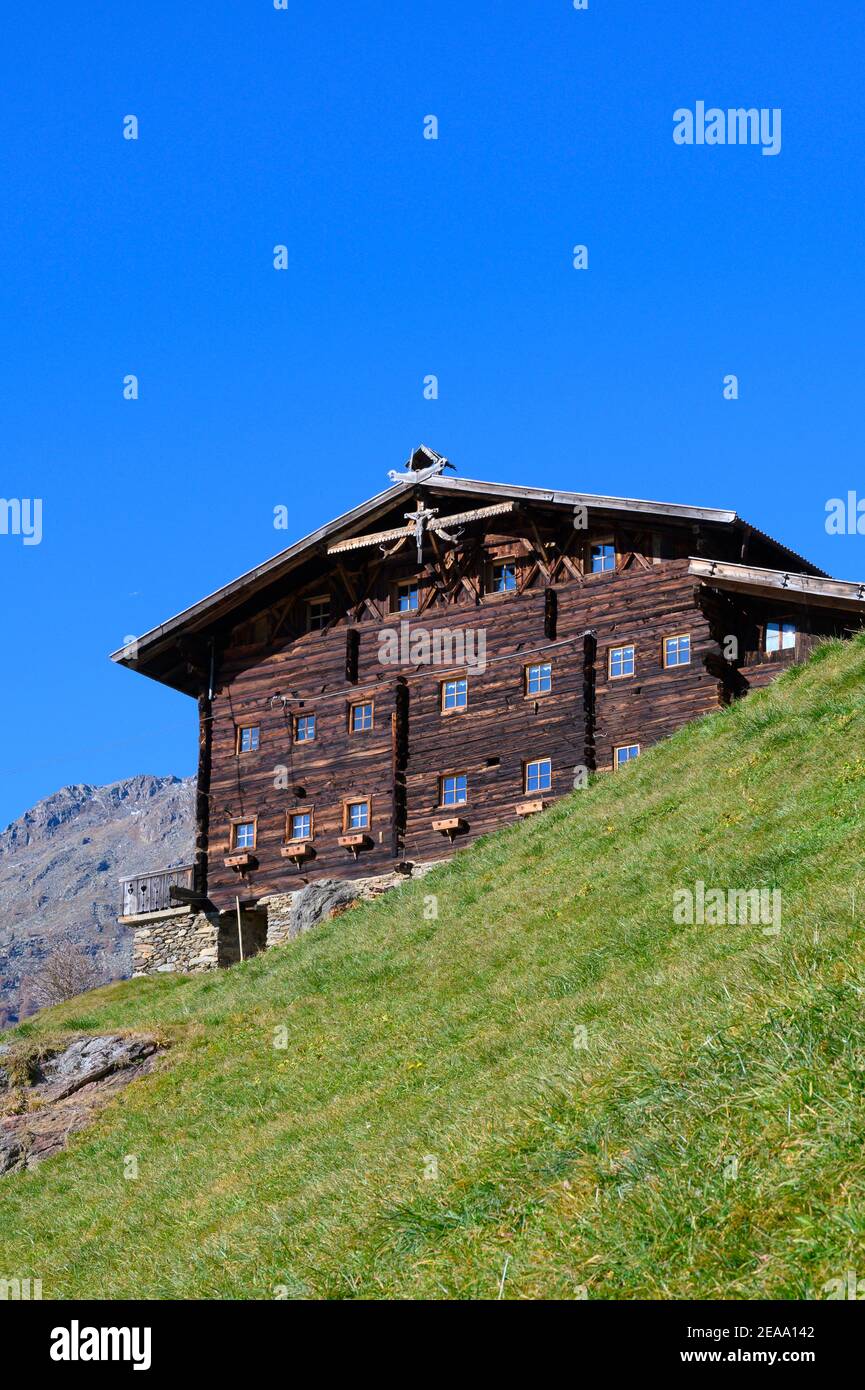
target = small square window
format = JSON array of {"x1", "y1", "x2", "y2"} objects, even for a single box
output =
[
  {"x1": 289, "y1": 811, "x2": 312, "y2": 842},
  {"x1": 766, "y1": 621, "x2": 796, "y2": 653},
  {"x1": 526, "y1": 663, "x2": 552, "y2": 695},
  {"x1": 441, "y1": 678, "x2": 468, "y2": 712},
  {"x1": 294, "y1": 714, "x2": 316, "y2": 743},
  {"x1": 440, "y1": 774, "x2": 468, "y2": 806},
  {"x1": 346, "y1": 800, "x2": 370, "y2": 831},
  {"x1": 491, "y1": 561, "x2": 517, "y2": 594},
  {"x1": 232, "y1": 820, "x2": 256, "y2": 850},
  {"x1": 237, "y1": 725, "x2": 260, "y2": 753},
  {"x1": 350, "y1": 701, "x2": 373, "y2": 732},
  {"x1": 614, "y1": 744, "x2": 640, "y2": 768},
  {"x1": 525, "y1": 758, "x2": 552, "y2": 794},
  {"x1": 664, "y1": 634, "x2": 691, "y2": 668},
  {"x1": 396, "y1": 580, "x2": 419, "y2": 613},
  {"x1": 591, "y1": 543, "x2": 616, "y2": 574},
  {"x1": 307, "y1": 598, "x2": 330, "y2": 631},
  {"x1": 609, "y1": 644, "x2": 635, "y2": 679}
]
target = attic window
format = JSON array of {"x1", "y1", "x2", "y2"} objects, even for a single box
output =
[
  {"x1": 591, "y1": 543, "x2": 616, "y2": 574},
  {"x1": 491, "y1": 561, "x2": 517, "y2": 594},
  {"x1": 766, "y1": 621, "x2": 796, "y2": 652},
  {"x1": 307, "y1": 597, "x2": 330, "y2": 631},
  {"x1": 395, "y1": 580, "x2": 419, "y2": 613},
  {"x1": 236, "y1": 725, "x2": 260, "y2": 754}
]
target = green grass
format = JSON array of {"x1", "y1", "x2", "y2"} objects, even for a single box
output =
[{"x1": 3, "y1": 636, "x2": 865, "y2": 1299}]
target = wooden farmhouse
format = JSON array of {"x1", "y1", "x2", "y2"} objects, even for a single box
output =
[{"x1": 112, "y1": 446, "x2": 865, "y2": 970}]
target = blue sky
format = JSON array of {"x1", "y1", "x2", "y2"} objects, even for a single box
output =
[{"x1": 1, "y1": 1, "x2": 863, "y2": 828}]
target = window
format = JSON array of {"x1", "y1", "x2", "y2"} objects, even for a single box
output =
[
  {"x1": 288, "y1": 811, "x2": 312, "y2": 842},
  {"x1": 525, "y1": 663, "x2": 552, "y2": 695},
  {"x1": 664, "y1": 634, "x2": 691, "y2": 668},
  {"x1": 441, "y1": 678, "x2": 468, "y2": 712},
  {"x1": 345, "y1": 799, "x2": 370, "y2": 831},
  {"x1": 591, "y1": 542, "x2": 616, "y2": 574},
  {"x1": 614, "y1": 744, "x2": 640, "y2": 769},
  {"x1": 232, "y1": 820, "x2": 256, "y2": 850},
  {"x1": 440, "y1": 774, "x2": 468, "y2": 806},
  {"x1": 525, "y1": 758, "x2": 552, "y2": 794},
  {"x1": 491, "y1": 561, "x2": 517, "y2": 594},
  {"x1": 307, "y1": 597, "x2": 330, "y2": 631},
  {"x1": 350, "y1": 700, "x2": 373, "y2": 732},
  {"x1": 396, "y1": 580, "x2": 419, "y2": 613},
  {"x1": 294, "y1": 714, "x2": 316, "y2": 743},
  {"x1": 609, "y1": 644, "x2": 635, "y2": 679},
  {"x1": 236, "y1": 725, "x2": 260, "y2": 754},
  {"x1": 766, "y1": 621, "x2": 796, "y2": 653}
]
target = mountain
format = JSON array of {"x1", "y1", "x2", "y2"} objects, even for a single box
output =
[
  {"x1": 0, "y1": 775, "x2": 194, "y2": 1027},
  {"x1": 1, "y1": 637, "x2": 864, "y2": 1297}
]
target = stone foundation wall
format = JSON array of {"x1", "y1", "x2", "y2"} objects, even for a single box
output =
[
  {"x1": 131, "y1": 909, "x2": 218, "y2": 975},
  {"x1": 127, "y1": 860, "x2": 446, "y2": 977}
]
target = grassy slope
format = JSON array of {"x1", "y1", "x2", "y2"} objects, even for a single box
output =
[{"x1": 2, "y1": 638, "x2": 865, "y2": 1300}]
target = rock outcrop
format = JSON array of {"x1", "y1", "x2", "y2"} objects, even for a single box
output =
[{"x1": 0, "y1": 1034, "x2": 161, "y2": 1174}]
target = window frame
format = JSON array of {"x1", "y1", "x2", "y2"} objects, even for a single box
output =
[
  {"x1": 488, "y1": 557, "x2": 519, "y2": 596},
  {"x1": 663, "y1": 632, "x2": 692, "y2": 668},
  {"x1": 588, "y1": 538, "x2": 617, "y2": 575},
  {"x1": 440, "y1": 676, "x2": 468, "y2": 714},
  {"x1": 524, "y1": 757, "x2": 552, "y2": 795},
  {"x1": 439, "y1": 772, "x2": 468, "y2": 808},
  {"x1": 285, "y1": 808, "x2": 314, "y2": 843},
  {"x1": 235, "y1": 723, "x2": 260, "y2": 755},
  {"x1": 348, "y1": 699, "x2": 375, "y2": 734},
  {"x1": 293, "y1": 712, "x2": 316, "y2": 744},
  {"x1": 230, "y1": 816, "x2": 258, "y2": 851},
  {"x1": 342, "y1": 797, "x2": 371, "y2": 832},
  {"x1": 765, "y1": 620, "x2": 797, "y2": 654},
  {"x1": 306, "y1": 595, "x2": 331, "y2": 632},
  {"x1": 613, "y1": 743, "x2": 640, "y2": 769},
  {"x1": 608, "y1": 644, "x2": 636, "y2": 680},
  {"x1": 524, "y1": 662, "x2": 553, "y2": 697},
  {"x1": 394, "y1": 578, "x2": 420, "y2": 614}
]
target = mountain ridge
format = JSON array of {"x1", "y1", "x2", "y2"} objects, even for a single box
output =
[{"x1": 0, "y1": 774, "x2": 193, "y2": 1026}]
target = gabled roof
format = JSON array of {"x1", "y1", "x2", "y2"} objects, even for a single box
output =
[{"x1": 109, "y1": 449, "x2": 830, "y2": 692}]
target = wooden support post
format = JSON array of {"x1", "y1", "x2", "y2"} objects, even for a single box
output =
[{"x1": 194, "y1": 693, "x2": 212, "y2": 899}]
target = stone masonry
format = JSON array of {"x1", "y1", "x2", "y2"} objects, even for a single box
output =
[{"x1": 127, "y1": 861, "x2": 444, "y2": 977}]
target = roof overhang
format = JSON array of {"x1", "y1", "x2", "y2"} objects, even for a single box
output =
[{"x1": 689, "y1": 557, "x2": 865, "y2": 612}]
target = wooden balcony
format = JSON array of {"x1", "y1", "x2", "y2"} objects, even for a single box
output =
[{"x1": 120, "y1": 864, "x2": 196, "y2": 918}]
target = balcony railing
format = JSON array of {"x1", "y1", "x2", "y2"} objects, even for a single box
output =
[{"x1": 120, "y1": 864, "x2": 196, "y2": 917}]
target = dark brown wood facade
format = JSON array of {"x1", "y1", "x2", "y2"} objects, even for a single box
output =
[{"x1": 113, "y1": 463, "x2": 865, "y2": 912}]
